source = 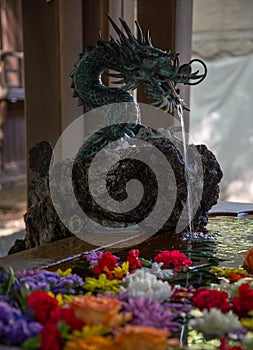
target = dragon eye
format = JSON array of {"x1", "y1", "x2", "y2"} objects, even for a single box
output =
[
  {"x1": 144, "y1": 58, "x2": 155, "y2": 66},
  {"x1": 146, "y1": 58, "x2": 154, "y2": 64}
]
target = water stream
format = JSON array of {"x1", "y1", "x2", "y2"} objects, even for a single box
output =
[{"x1": 177, "y1": 105, "x2": 193, "y2": 233}]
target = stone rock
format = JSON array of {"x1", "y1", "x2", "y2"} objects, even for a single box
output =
[{"x1": 10, "y1": 131, "x2": 222, "y2": 252}]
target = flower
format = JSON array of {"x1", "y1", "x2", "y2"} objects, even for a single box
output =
[
  {"x1": 154, "y1": 250, "x2": 192, "y2": 268},
  {"x1": 85, "y1": 250, "x2": 104, "y2": 265},
  {"x1": 64, "y1": 336, "x2": 115, "y2": 350},
  {"x1": 190, "y1": 308, "x2": 242, "y2": 337},
  {"x1": 92, "y1": 251, "x2": 118, "y2": 275},
  {"x1": 243, "y1": 248, "x2": 253, "y2": 273},
  {"x1": 15, "y1": 270, "x2": 83, "y2": 295},
  {"x1": 114, "y1": 325, "x2": 177, "y2": 350},
  {"x1": 27, "y1": 290, "x2": 59, "y2": 325},
  {"x1": 219, "y1": 337, "x2": 245, "y2": 350},
  {"x1": 126, "y1": 249, "x2": 143, "y2": 269},
  {"x1": 120, "y1": 295, "x2": 191, "y2": 332},
  {"x1": 67, "y1": 324, "x2": 110, "y2": 340},
  {"x1": 83, "y1": 273, "x2": 121, "y2": 294},
  {"x1": 71, "y1": 295, "x2": 131, "y2": 327},
  {"x1": 49, "y1": 307, "x2": 84, "y2": 330},
  {"x1": 192, "y1": 289, "x2": 231, "y2": 313},
  {"x1": 40, "y1": 324, "x2": 62, "y2": 350},
  {"x1": 144, "y1": 262, "x2": 174, "y2": 280},
  {"x1": 121, "y1": 269, "x2": 174, "y2": 302},
  {"x1": 232, "y1": 283, "x2": 253, "y2": 317}
]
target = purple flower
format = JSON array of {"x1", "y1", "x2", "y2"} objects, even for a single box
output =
[
  {"x1": 85, "y1": 250, "x2": 120, "y2": 266},
  {"x1": 0, "y1": 301, "x2": 42, "y2": 345},
  {"x1": 0, "y1": 301, "x2": 21, "y2": 323},
  {"x1": 119, "y1": 295, "x2": 191, "y2": 332},
  {"x1": 14, "y1": 270, "x2": 84, "y2": 295},
  {"x1": 85, "y1": 250, "x2": 104, "y2": 265},
  {"x1": 1, "y1": 318, "x2": 42, "y2": 345}
]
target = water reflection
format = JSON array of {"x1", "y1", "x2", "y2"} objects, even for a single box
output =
[{"x1": 207, "y1": 216, "x2": 253, "y2": 267}]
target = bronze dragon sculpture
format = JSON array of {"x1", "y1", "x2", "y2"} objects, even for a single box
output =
[{"x1": 71, "y1": 14, "x2": 207, "y2": 113}]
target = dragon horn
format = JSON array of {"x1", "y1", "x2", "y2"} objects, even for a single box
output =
[
  {"x1": 135, "y1": 20, "x2": 144, "y2": 44},
  {"x1": 145, "y1": 30, "x2": 152, "y2": 46},
  {"x1": 119, "y1": 18, "x2": 138, "y2": 43},
  {"x1": 105, "y1": 12, "x2": 127, "y2": 41}
]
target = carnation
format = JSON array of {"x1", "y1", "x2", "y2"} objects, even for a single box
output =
[{"x1": 154, "y1": 250, "x2": 192, "y2": 268}]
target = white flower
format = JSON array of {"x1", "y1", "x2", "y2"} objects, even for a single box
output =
[
  {"x1": 121, "y1": 269, "x2": 174, "y2": 302},
  {"x1": 190, "y1": 308, "x2": 242, "y2": 337},
  {"x1": 144, "y1": 262, "x2": 174, "y2": 280}
]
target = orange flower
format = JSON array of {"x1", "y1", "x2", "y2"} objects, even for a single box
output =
[
  {"x1": 71, "y1": 295, "x2": 131, "y2": 327},
  {"x1": 243, "y1": 248, "x2": 253, "y2": 273},
  {"x1": 114, "y1": 325, "x2": 179, "y2": 350},
  {"x1": 64, "y1": 336, "x2": 116, "y2": 350}
]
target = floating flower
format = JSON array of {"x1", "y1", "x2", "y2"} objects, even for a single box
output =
[
  {"x1": 126, "y1": 249, "x2": 143, "y2": 269},
  {"x1": 92, "y1": 251, "x2": 118, "y2": 275},
  {"x1": 120, "y1": 295, "x2": 190, "y2": 332},
  {"x1": 145, "y1": 262, "x2": 174, "y2": 280},
  {"x1": 154, "y1": 250, "x2": 192, "y2": 268},
  {"x1": 219, "y1": 336, "x2": 245, "y2": 350},
  {"x1": 211, "y1": 266, "x2": 248, "y2": 281},
  {"x1": 0, "y1": 301, "x2": 42, "y2": 345},
  {"x1": 67, "y1": 324, "x2": 110, "y2": 340},
  {"x1": 232, "y1": 283, "x2": 253, "y2": 317},
  {"x1": 15, "y1": 270, "x2": 83, "y2": 295},
  {"x1": 192, "y1": 289, "x2": 231, "y2": 313},
  {"x1": 243, "y1": 248, "x2": 253, "y2": 274},
  {"x1": 71, "y1": 295, "x2": 131, "y2": 327},
  {"x1": 83, "y1": 273, "x2": 121, "y2": 294},
  {"x1": 27, "y1": 290, "x2": 59, "y2": 325},
  {"x1": 64, "y1": 336, "x2": 115, "y2": 350},
  {"x1": 85, "y1": 250, "x2": 104, "y2": 265},
  {"x1": 114, "y1": 325, "x2": 177, "y2": 350},
  {"x1": 190, "y1": 308, "x2": 242, "y2": 337},
  {"x1": 40, "y1": 323, "x2": 62, "y2": 350},
  {"x1": 121, "y1": 269, "x2": 174, "y2": 302}
]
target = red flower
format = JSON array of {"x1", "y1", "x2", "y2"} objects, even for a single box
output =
[
  {"x1": 192, "y1": 289, "x2": 230, "y2": 313},
  {"x1": 228, "y1": 272, "x2": 249, "y2": 283},
  {"x1": 154, "y1": 250, "x2": 192, "y2": 268},
  {"x1": 40, "y1": 324, "x2": 62, "y2": 350},
  {"x1": 127, "y1": 249, "x2": 143, "y2": 269},
  {"x1": 232, "y1": 283, "x2": 253, "y2": 317},
  {"x1": 219, "y1": 336, "x2": 244, "y2": 350},
  {"x1": 49, "y1": 307, "x2": 84, "y2": 330},
  {"x1": 92, "y1": 251, "x2": 117, "y2": 275},
  {"x1": 27, "y1": 290, "x2": 59, "y2": 325}
]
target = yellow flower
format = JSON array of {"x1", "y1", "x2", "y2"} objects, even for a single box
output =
[
  {"x1": 67, "y1": 324, "x2": 110, "y2": 340},
  {"x1": 113, "y1": 261, "x2": 129, "y2": 279},
  {"x1": 47, "y1": 292, "x2": 74, "y2": 306},
  {"x1": 56, "y1": 268, "x2": 72, "y2": 277},
  {"x1": 210, "y1": 266, "x2": 247, "y2": 277},
  {"x1": 114, "y1": 325, "x2": 178, "y2": 350},
  {"x1": 241, "y1": 317, "x2": 253, "y2": 329},
  {"x1": 64, "y1": 336, "x2": 116, "y2": 350},
  {"x1": 83, "y1": 273, "x2": 121, "y2": 294},
  {"x1": 71, "y1": 295, "x2": 131, "y2": 327}
]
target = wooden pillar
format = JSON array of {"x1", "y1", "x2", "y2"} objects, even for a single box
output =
[{"x1": 22, "y1": 0, "x2": 83, "y2": 153}]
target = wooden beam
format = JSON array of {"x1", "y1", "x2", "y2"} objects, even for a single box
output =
[{"x1": 137, "y1": 0, "x2": 177, "y2": 104}]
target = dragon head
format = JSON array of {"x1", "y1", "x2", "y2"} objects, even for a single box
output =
[{"x1": 99, "y1": 14, "x2": 207, "y2": 113}]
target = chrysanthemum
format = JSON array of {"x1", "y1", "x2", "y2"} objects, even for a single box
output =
[
  {"x1": 121, "y1": 269, "x2": 173, "y2": 302},
  {"x1": 190, "y1": 308, "x2": 242, "y2": 337}
]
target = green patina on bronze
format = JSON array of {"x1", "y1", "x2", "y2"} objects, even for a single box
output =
[{"x1": 70, "y1": 14, "x2": 207, "y2": 113}]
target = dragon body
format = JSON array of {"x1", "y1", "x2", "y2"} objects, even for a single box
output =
[{"x1": 71, "y1": 14, "x2": 207, "y2": 113}]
